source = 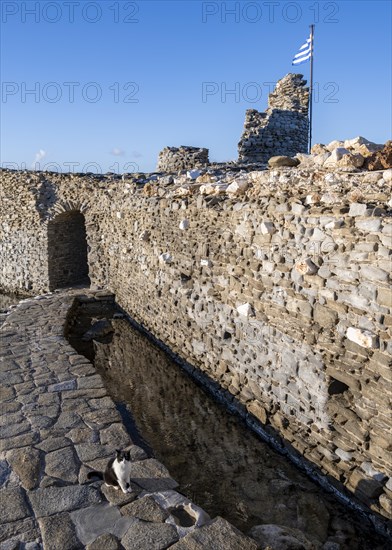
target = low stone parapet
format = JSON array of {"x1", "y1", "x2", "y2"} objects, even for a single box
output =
[{"x1": 157, "y1": 146, "x2": 209, "y2": 172}]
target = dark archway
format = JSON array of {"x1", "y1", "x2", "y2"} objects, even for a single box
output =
[{"x1": 48, "y1": 210, "x2": 90, "y2": 290}]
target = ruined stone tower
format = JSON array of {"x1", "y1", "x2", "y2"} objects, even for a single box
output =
[{"x1": 238, "y1": 73, "x2": 309, "y2": 163}]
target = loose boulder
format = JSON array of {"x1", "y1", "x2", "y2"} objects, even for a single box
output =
[
  {"x1": 249, "y1": 524, "x2": 321, "y2": 550},
  {"x1": 268, "y1": 156, "x2": 300, "y2": 168},
  {"x1": 366, "y1": 141, "x2": 392, "y2": 170}
]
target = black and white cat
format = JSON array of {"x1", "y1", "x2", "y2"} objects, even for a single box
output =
[{"x1": 87, "y1": 449, "x2": 133, "y2": 493}]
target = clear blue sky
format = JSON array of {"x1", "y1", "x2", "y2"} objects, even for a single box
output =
[{"x1": 1, "y1": 0, "x2": 391, "y2": 173}]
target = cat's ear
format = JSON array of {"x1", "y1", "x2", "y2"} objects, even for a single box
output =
[
  {"x1": 116, "y1": 449, "x2": 122, "y2": 456},
  {"x1": 125, "y1": 451, "x2": 130, "y2": 460}
]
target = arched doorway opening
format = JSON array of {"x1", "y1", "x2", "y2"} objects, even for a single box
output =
[{"x1": 48, "y1": 210, "x2": 90, "y2": 290}]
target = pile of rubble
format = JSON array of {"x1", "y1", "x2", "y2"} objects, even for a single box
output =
[{"x1": 293, "y1": 136, "x2": 392, "y2": 172}]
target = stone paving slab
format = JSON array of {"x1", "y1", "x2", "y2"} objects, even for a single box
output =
[
  {"x1": 173, "y1": 517, "x2": 260, "y2": 549},
  {"x1": 0, "y1": 289, "x2": 260, "y2": 549}
]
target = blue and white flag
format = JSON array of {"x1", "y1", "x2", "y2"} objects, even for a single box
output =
[{"x1": 292, "y1": 34, "x2": 312, "y2": 65}]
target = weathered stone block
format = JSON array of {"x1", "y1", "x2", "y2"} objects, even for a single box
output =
[
  {"x1": 38, "y1": 513, "x2": 82, "y2": 550},
  {"x1": 348, "y1": 203, "x2": 369, "y2": 217},
  {"x1": 121, "y1": 495, "x2": 169, "y2": 523},
  {"x1": 313, "y1": 303, "x2": 338, "y2": 327},
  {"x1": 236, "y1": 303, "x2": 254, "y2": 317},
  {"x1": 360, "y1": 265, "x2": 389, "y2": 282},
  {"x1": 1, "y1": 487, "x2": 30, "y2": 523},
  {"x1": 246, "y1": 400, "x2": 267, "y2": 424},
  {"x1": 295, "y1": 258, "x2": 318, "y2": 275},
  {"x1": 71, "y1": 503, "x2": 122, "y2": 545},
  {"x1": 29, "y1": 485, "x2": 102, "y2": 517},
  {"x1": 348, "y1": 470, "x2": 385, "y2": 499},
  {"x1": 249, "y1": 524, "x2": 319, "y2": 550},
  {"x1": 379, "y1": 494, "x2": 392, "y2": 516},
  {"x1": 6, "y1": 447, "x2": 41, "y2": 490},
  {"x1": 346, "y1": 327, "x2": 378, "y2": 349},
  {"x1": 87, "y1": 534, "x2": 121, "y2": 550},
  {"x1": 260, "y1": 221, "x2": 276, "y2": 235},
  {"x1": 171, "y1": 517, "x2": 258, "y2": 549},
  {"x1": 121, "y1": 519, "x2": 178, "y2": 550},
  {"x1": 377, "y1": 287, "x2": 392, "y2": 308}
]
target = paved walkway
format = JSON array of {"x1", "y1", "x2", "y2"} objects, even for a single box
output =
[{"x1": 0, "y1": 289, "x2": 258, "y2": 549}]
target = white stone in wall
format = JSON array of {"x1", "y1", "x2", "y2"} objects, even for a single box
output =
[
  {"x1": 383, "y1": 168, "x2": 392, "y2": 183},
  {"x1": 291, "y1": 202, "x2": 305, "y2": 215},
  {"x1": 199, "y1": 183, "x2": 228, "y2": 195},
  {"x1": 335, "y1": 448, "x2": 353, "y2": 462},
  {"x1": 226, "y1": 179, "x2": 249, "y2": 196},
  {"x1": 361, "y1": 462, "x2": 388, "y2": 482},
  {"x1": 260, "y1": 221, "x2": 276, "y2": 235},
  {"x1": 139, "y1": 230, "x2": 150, "y2": 241},
  {"x1": 200, "y1": 259, "x2": 212, "y2": 267},
  {"x1": 159, "y1": 252, "x2": 172, "y2": 265},
  {"x1": 253, "y1": 247, "x2": 264, "y2": 260},
  {"x1": 199, "y1": 183, "x2": 214, "y2": 195},
  {"x1": 348, "y1": 203, "x2": 368, "y2": 217},
  {"x1": 298, "y1": 364, "x2": 321, "y2": 387},
  {"x1": 291, "y1": 268, "x2": 304, "y2": 284},
  {"x1": 236, "y1": 303, "x2": 255, "y2": 317},
  {"x1": 175, "y1": 186, "x2": 192, "y2": 197},
  {"x1": 305, "y1": 193, "x2": 321, "y2": 205},
  {"x1": 324, "y1": 173, "x2": 339, "y2": 185},
  {"x1": 179, "y1": 219, "x2": 189, "y2": 230},
  {"x1": 346, "y1": 327, "x2": 378, "y2": 349},
  {"x1": 310, "y1": 227, "x2": 326, "y2": 241},
  {"x1": 355, "y1": 219, "x2": 381, "y2": 232},
  {"x1": 321, "y1": 192, "x2": 340, "y2": 205},
  {"x1": 174, "y1": 175, "x2": 188, "y2": 185},
  {"x1": 295, "y1": 258, "x2": 318, "y2": 275},
  {"x1": 360, "y1": 265, "x2": 389, "y2": 282},
  {"x1": 192, "y1": 339, "x2": 206, "y2": 355},
  {"x1": 325, "y1": 219, "x2": 344, "y2": 230}
]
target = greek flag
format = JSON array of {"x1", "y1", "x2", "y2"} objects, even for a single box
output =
[{"x1": 292, "y1": 34, "x2": 312, "y2": 65}]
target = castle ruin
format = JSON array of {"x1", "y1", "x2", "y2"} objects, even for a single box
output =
[
  {"x1": 238, "y1": 73, "x2": 309, "y2": 163},
  {"x1": 158, "y1": 74, "x2": 310, "y2": 170}
]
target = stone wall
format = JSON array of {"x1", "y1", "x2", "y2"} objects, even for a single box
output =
[
  {"x1": 238, "y1": 73, "x2": 309, "y2": 163},
  {"x1": 157, "y1": 146, "x2": 209, "y2": 172},
  {"x1": 0, "y1": 163, "x2": 391, "y2": 526}
]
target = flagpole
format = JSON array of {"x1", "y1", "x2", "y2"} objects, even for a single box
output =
[{"x1": 308, "y1": 24, "x2": 315, "y2": 153}]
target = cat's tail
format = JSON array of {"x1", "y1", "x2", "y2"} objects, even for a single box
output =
[{"x1": 87, "y1": 470, "x2": 104, "y2": 480}]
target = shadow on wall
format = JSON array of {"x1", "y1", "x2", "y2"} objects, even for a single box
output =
[
  {"x1": 47, "y1": 210, "x2": 90, "y2": 291},
  {"x1": 35, "y1": 178, "x2": 58, "y2": 219}
]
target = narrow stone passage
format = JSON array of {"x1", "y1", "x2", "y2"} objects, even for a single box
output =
[
  {"x1": 0, "y1": 290, "x2": 258, "y2": 549},
  {"x1": 68, "y1": 300, "x2": 391, "y2": 549}
]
